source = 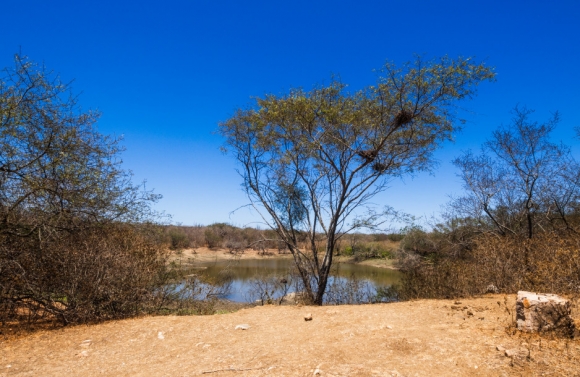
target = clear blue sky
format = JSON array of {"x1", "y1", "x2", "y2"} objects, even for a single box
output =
[{"x1": 2, "y1": 0, "x2": 579, "y2": 228}]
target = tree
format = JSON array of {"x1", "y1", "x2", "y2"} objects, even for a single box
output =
[
  {"x1": 0, "y1": 55, "x2": 163, "y2": 324},
  {"x1": 452, "y1": 106, "x2": 580, "y2": 239},
  {"x1": 220, "y1": 56, "x2": 495, "y2": 304}
]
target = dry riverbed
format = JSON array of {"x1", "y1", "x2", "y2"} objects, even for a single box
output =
[{"x1": 2, "y1": 295, "x2": 579, "y2": 376}]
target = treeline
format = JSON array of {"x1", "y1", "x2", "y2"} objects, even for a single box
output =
[
  {"x1": 164, "y1": 223, "x2": 402, "y2": 260},
  {"x1": 396, "y1": 107, "x2": 580, "y2": 299}
]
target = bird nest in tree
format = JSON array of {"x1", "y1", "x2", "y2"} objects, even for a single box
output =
[{"x1": 394, "y1": 109, "x2": 413, "y2": 127}]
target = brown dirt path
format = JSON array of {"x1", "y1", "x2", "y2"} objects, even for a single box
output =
[{"x1": 2, "y1": 295, "x2": 579, "y2": 376}]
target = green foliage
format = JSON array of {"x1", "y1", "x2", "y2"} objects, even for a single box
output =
[
  {"x1": 168, "y1": 229, "x2": 190, "y2": 250},
  {"x1": 220, "y1": 56, "x2": 495, "y2": 305},
  {"x1": 350, "y1": 242, "x2": 394, "y2": 262}
]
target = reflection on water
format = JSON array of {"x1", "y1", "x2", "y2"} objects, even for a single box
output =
[{"x1": 192, "y1": 258, "x2": 401, "y2": 303}]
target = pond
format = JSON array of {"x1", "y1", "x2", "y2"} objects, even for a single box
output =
[{"x1": 188, "y1": 258, "x2": 402, "y2": 303}]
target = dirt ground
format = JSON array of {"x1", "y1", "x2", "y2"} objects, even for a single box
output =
[
  {"x1": 2, "y1": 295, "x2": 579, "y2": 377},
  {"x1": 170, "y1": 247, "x2": 397, "y2": 270}
]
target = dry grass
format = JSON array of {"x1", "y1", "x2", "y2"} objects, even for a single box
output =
[{"x1": 1, "y1": 295, "x2": 579, "y2": 376}]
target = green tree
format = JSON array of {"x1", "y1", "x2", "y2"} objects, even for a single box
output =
[{"x1": 220, "y1": 56, "x2": 495, "y2": 304}]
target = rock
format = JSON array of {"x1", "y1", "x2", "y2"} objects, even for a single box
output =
[
  {"x1": 504, "y1": 349, "x2": 516, "y2": 357},
  {"x1": 80, "y1": 340, "x2": 92, "y2": 348},
  {"x1": 304, "y1": 313, "x2": 313, "y2": 321},
  {"x1": 157, "y1": 331, "x2": 165, "y2": 340},
  {"x1": 466, "y1": 310, "x2": 474, "y2": 316},
  {"x1": 235, "y1": 324, "x2": 250, "y2": 330},
  {"x1": 486, "y1": 284, "x2": 499, "y2": 294},
  {"x1": 496, "y1": 345, "x2": 506, "y2": 352},
  {"x1": 454, "y1": 301, "x2": 462, "y2": 305},
  {"x1": 516, "y1": 291, "x2": 574, "y2": 334}
]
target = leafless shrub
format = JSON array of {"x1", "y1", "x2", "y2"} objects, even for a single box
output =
[
  {"x1": 246, "y1": 275, "x2": 293, "y2": 305},
  {"x1": 397, "y1": 231, "x2": 580, "y2": 300},
  {"x1": 0, "y1": 224, "x2": 169, "y2": 326},
  {"x1": 154, "y1": 269, "x2": 233, "y2": 315},
  {"x1": 325, "y1": 274, "x2": 376, "y2": 305}
]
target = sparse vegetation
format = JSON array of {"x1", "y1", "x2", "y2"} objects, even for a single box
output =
[
  {"x1": 396, "y1": 109, "x2": 580, "y2": 302},
  {"x1": 0, "y1": 55, "x2": 173, "y2": 327}
]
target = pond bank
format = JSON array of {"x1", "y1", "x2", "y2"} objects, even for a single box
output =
[{"x1": 169, "y1": 247, "x2": 398, "y2": 270}]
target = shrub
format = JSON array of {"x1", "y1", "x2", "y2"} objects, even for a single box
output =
[
  {"x1": 0, "y1": 223, "x2": 169, "y2": 325},
  {"x1": 397, "y1": 231, "x2": 580, "y2": 300},
  {"x1": 168, "y1": 228, "x2": 191, "y2": 250}
]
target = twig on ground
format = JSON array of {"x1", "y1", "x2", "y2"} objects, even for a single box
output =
[{"x1": 201, "y1": 366, "x2": 268, "y2": 374}]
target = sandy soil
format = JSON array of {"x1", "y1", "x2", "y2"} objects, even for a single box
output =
[
  {"x1": 169, "y1": 247, "x2": 397, "y2": 270},
  {"x1": 2, "y1": 295, "x2": 579, "y2": 376}
]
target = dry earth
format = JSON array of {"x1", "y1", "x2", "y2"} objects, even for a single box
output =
[
  {"x1": 170, "y1": 247, "x2": 397, "y2": 270},
  {"x1": 2, "y1": 295, "x2": 579, "y2": 377}
]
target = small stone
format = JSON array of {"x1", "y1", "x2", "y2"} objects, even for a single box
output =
[
  {"x1": 304, "y1": 313, "x2": 313, "y2": 321},
  {"x1": 76, "y1": 350, "x2": 89, "y2": 357},
  {"x1": 466, "y1": 310, "x2": 474, "y2": 316},
  {"x1": 454, "y1": 301, "x2": 462, "y2": 305},
  {"x1": 504, "y1": 349, "x2": 516, "y2": 357},
  {"x1": 235, "y1": 324, "x2": 250, "y2": 330},
  {"x1": 80, "y1": 340, "x2": 92, "y2": 348},
  {"x1": 496, "y1": 345, "x2": 506, "y2": 352},
  {"x1": 386, "y1": 325, "x2": 393, "y2": 329},
  {"x1": 157, "y1": 331, "x2": 165, "y2": 339}
]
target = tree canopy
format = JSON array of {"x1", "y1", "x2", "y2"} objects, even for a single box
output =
[
  {"x1": 220, "y1": 56, "x2": 495, "y2": 304},
  {"x1": 0, "y1": 55, "x2": 164, "y2": 324}
]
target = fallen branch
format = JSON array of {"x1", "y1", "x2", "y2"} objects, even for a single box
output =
[{"x1": 201, "y1": 366, "x2": 268, "y2": 374}]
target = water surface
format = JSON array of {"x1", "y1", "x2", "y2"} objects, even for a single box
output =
[{"x1": 193, "y1": 258, "x2": 401, "y2": 302}]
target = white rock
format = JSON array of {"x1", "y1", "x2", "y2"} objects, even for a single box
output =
[
  {"x1": 235, "y1": 324, "x2": 250, "y2": 330},
  {"x1": 157, "y1": 331, "x2": 165, "y2": 339},
  {"x1": 304, "y1": 313, "x2": 313, "y2": 321},
  {"x1": 516, "y1": 291, "x2": 573, "y2": 333}
]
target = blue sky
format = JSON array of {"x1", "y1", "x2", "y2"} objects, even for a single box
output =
[{"x1": 2, "y1": 0, "x2": 579, "y2": 228}]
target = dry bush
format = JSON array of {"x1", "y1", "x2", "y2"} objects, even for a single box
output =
[
  {"x1": 154, "y1": 268, "x2": 234, "y2": 316},
  {"x1": 398, "y1": 231, "x2": 580, "y2": 300},
  {"x1": 0, "y1": 223, "x2": 169, "y2": 326},
  {"x1": 325, "y1": 274, "x2": 377, "y2": 305}
]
